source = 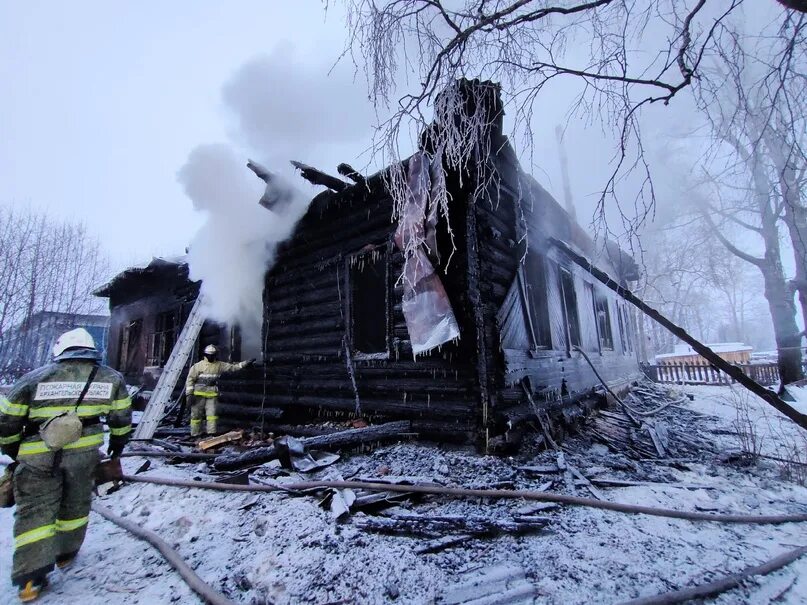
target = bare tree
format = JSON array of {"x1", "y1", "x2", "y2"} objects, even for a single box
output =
[
  {"x1": 340, "y1": 1, "x2": 804, "y2": 241},
  {"x1": 635, "y1": 210, "x2": 768, "y2": 359},
  {"x1": 697, "y1": 133, "x2": 803, "y2": 384},
  {"x1": 0, "y1": 206, "x2": 110, "y2": 375}
]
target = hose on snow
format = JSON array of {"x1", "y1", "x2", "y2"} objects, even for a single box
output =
[
  {"x1": 91, "y1": 501, "x2": 235, "y2": 605},
  {"x1": 121, "y1": 474, "x2": 807, "y2": 525}
]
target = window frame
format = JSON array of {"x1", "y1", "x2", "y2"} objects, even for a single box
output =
[
  {"x1": 146, "y1": 309, "x2": 180, "y2": 367},
  {"x1": 592, "y1": 289, "x2": 615, "y2": 352},
  {"x1": 519, "y1": 253, "x2": 553, "y2": 351},
  {"x1": 346, "y1": 244, "x2": 391, "y2": 360},
  {"x1": 558, "y1": 266, "x2": 581, "y2": 353},
  {"x1": 119, "y1": 318, "x2": 142, "y2": 372}
]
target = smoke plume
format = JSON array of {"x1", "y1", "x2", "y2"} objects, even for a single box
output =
[
  {"x1": 177, "y1": 144, "x2": 309, "y2": 355},
  {"x1": 178, "y1": 46, "x2": 374, "y2": 357}
]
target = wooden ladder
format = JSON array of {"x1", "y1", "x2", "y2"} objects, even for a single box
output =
[{"x1": 133, "y1": 294, "x2": 206, "y2": 440}]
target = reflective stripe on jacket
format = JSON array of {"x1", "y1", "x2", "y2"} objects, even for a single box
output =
[
  {"x1": 185, "y1": 359, "x2": 247, "y2": 397},
  {"x1": 0, "y1": 360, "x2": 132, "y2": 459}
]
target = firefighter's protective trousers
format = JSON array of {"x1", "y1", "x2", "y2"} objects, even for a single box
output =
[
  {"x1": 12, "y1": 449, "x2": 98, "y2": 584},
  {"x1": 189, "y1": 395, "x2": 218, "y2": 436}
]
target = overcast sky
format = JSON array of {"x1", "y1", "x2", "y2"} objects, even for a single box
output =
[
  {"x1": 0, "y1": 1, "x2": 773, "y2": 276},
  {"x1": 1, "y1": 1, "x2": 382, "y2": 270}
]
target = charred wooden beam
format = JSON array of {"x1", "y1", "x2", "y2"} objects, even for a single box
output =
[
  {"x1": 214, "y1": 420, "x2": 412, "y2": 470},
  {"x1": 355, "y1": 513, "x2": 550, "y2": 536},
  {"x1": 337, "y1": 163, "x2": 366, "y2": 185},
  {"x1": 291, "y1": 160, "x2": 349, "y2": 192}
]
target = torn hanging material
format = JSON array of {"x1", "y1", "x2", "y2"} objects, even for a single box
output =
[{"x1": 394, "y1": 151, "x2": 460, "y2": 356}]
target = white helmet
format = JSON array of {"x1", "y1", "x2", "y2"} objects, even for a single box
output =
[
  {"x1": 204, "y1": 345, "x2": 218, "y2": 355},
  {"x1": 53, "y1": 328, "x2": 96, "y2": 357}
]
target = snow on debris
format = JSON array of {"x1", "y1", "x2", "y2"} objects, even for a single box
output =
[{"x1": 2, "y1": 384, "x2": 807, "y2": 604}]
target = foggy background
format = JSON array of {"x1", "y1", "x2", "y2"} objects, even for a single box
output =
[{"x1": 0, "y1": 1, "x2": 788, "y2": 356}]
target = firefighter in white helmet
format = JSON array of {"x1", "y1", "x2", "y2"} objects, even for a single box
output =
[
  {"x1": 0, "y1": 328, "x2": 131, "y2": 602},
  {"x1": 185, "y1": 345, "x2": 254, "y2": 437}
]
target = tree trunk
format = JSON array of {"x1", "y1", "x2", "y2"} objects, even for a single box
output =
[
  {"x1": 781, "y1": 202, "x2": 807, "y2": 336},
  {"x1": 760, "y1": 255, "x2": 803, "y2": 384}
]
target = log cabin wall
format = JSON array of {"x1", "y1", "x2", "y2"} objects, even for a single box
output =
[
  {"x1": 483, "y1": 140, "x2": 642, "y2": 433},
  {"x1": 218, "y1": 177, "x2": 484, "y2": 442}
]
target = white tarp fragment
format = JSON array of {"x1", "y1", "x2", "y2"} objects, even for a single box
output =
[{"x1": 394, "y1": 151, "x2": 460, "y2": 356}]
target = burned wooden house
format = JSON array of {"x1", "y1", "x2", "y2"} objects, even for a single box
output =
[
  {"x1": 94, "y1": 257, "x2": 237, "y2": 387},
  {"x1": 219, "y1": 80, "x2": 642, "y2": 448}
]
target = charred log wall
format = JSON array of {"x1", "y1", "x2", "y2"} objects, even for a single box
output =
[
  {"x1": 480, "y1": 142, "x2": 642, "y2": 433},
  {"x1": 218, "y1": 185, "x2": 481, "y2": 442}
]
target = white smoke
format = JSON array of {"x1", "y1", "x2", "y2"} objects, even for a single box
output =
[
  {"x1": 177, "y1": 144, "x2": 309, "y2": 355},
  {"x1": 178, "y1": 46, "x2": 374, "y2": 357}
]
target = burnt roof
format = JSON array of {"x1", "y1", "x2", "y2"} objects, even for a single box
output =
[{"x1": 93, "y1": 256, "x2": 189, "y2": 298}]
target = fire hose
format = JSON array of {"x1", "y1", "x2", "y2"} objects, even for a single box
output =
[
  {"x1": 98, "y1": 473, "x2": 807, "y2": 604},
  {"x1": 120, "y1": 474, "x2": 807, "y2": 525},
  {"x1": 91, "y1": 501, "x2": 235, "y2": 605}
]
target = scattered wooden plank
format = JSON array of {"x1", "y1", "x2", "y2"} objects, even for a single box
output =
[
  {"x1": 556, "y1": 452, "x2": 575, "y2": 491},
  {"x1": 644, "y1": 424, "x2": 667, "y2": 457},
  {"x1": 566, "y1": 463, "x2": 605, "y2": 500},
  {"x1": 416, "y1": 534, "x2": 473, "y2": 555},
  {"x1": 438, "y1": 563, "x2": 536, "y2": 605},
  {"x1": 214, "y1": 421, "x2": 412, "y2": 470},
  {"x1": 352, "y1": 490, "x2": 415, "y2": 511},
  {"x1": 516, "y1": 464, "x2": 559, "y2": 474},
  {"x1": 587, "y1": 477, "x2": 716, "y2": 490},
  {"x1": 198, "y1": 430, "x2": 244, "y2": 451},
  {"x1": 356, "y1": 513, "x2": 550, "y2": 537}
]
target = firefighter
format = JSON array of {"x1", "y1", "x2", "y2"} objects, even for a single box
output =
[
  {"x1": 185, "y1": 345, "x2": 253, "y2": 437},
  {"x1": 0, "y1": 328, "x2": 131, "y2": 602}
]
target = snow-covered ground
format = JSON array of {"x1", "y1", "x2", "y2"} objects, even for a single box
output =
[{"x1": 2, "y1": 384, "x2": 807, "y2": 604}]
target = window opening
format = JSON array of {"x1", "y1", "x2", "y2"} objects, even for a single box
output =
[
  {"x1": 349, "y1": 248, "x2": 389, "y2": 357},
  {"x1": 521, "y1": 253, "x2": 552, "y2": 348},
  {"x1": 147, "y1": 310, "x2": 179, "y2": 367},
  {"x1": 593, "y1": 291, "x2": 614, "y2": 350},
  {"x1": 119, "y1": 318, "x2": 142, "y2": 373},
  {"x1": 558, "y1": 268, "x2": 581, "y2": 351}
]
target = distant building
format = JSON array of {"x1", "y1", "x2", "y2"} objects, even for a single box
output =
[
  {"x1": 0, "y1": 311, "x2": 109, "y2": 377},
  {"x1": 655, "y1": 342, "x2": 752, "y2": 366}
]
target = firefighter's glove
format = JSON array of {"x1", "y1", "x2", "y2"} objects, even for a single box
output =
[
  {"x1": 246, "y1": 358, "x2": 257, "y2": 367},
  {"x1": 107, "y1": 444, "x2": 124, "y2": 459}
]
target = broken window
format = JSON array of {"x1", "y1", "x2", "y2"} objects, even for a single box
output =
[
  {"x1": 617, "y1": 301, "x2": 627, "y2": 353},
  {"x1": 522, "y1": 253, "x2": 552, "y2": 349},
  {"x1": 147, "y1": 310, "x2": 179, "y2": 367},
  {"x1": 593, "y1": 291, "x2": 614, "y2": 351},
  {"x1": 558, "y1": 268, "x2": 581, "y2": 351},
  {"x1": 621, "y1": 304, "x2": 634, "y2": 354},
  {"x1": 349, "y1": 248, "x2": 389, "y2": 357},
  {"x1": 119, "y1": 318, "x2": 142, "y2": 374}
]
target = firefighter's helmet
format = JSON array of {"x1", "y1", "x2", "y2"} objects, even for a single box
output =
[
  {"x1": 204, "y1": 345, "x2": 218, "y2": 356},
  {"x1": 52, "y1": 328, "x2": 96, "y2": 357}
]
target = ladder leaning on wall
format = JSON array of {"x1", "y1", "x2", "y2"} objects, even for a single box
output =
[{"x1": 132, "y1": 294, "x2": 206, "y2": 440}]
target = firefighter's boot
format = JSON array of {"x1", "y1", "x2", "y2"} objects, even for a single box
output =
[{"x1": 18, "y1": 576, "x2": 48, "y2": 602}]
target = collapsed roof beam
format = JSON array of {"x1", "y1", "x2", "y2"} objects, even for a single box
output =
[
  {"x1": 290, "y1": 160, "x2": 349, "y2": 192},
  {"x1": 337, "y1": 163, "x2": 366, "y2": 185}
]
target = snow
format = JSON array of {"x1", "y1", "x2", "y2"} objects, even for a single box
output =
[{"x1": 2, "y1": 384, "x2": 807, "y2": 604}]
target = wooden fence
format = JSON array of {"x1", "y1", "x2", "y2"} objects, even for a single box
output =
[{"x1": 642, "y1": 361, "x2": 783, "y2": 387}]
